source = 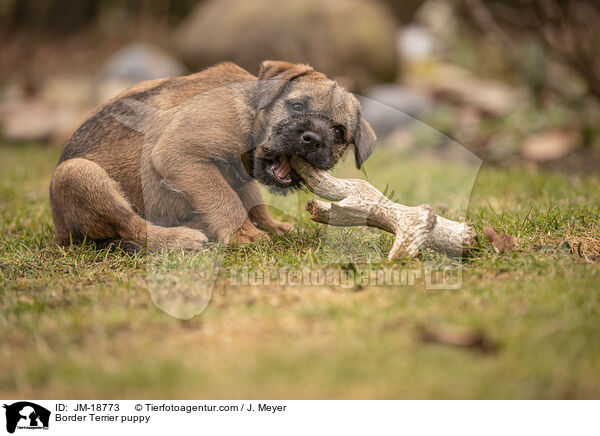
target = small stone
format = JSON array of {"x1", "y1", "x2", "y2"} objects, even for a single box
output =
[{"x1": 98, "y1": 42, "x2": 187, "y2": 83}]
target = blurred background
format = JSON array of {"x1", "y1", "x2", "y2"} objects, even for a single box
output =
[{"x1": 0, "y1": 0, "x2": 599, "y2": 172}]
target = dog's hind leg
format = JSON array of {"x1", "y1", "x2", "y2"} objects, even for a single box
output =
[{"x1": 50, "y1": 158, "x2": 207, "y2": 250}]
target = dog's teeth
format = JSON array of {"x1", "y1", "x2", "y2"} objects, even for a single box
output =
[{"x1": 274, "y1": 156, "x2": 292, "y2": 180}]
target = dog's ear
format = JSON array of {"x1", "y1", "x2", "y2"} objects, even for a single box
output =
[
  {"x1": 258, "y1": 60, "x2": 314, "y2": 81},
  {"x1": 254, "y1": 61, "x2": 314, "y2": 110},
  {"x1": 353, "y1": 118, "x2": 376, "y2": 169}
]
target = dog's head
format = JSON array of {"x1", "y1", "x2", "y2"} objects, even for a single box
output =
[{"x1": 247, "y1": 60, "x2": 376, "y2": 192}]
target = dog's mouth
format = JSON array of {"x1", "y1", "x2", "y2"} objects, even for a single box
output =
[
  {"x1": 269, "y1": 155, "x2": 292, "y2": 184},
  {"x1": 262, "y1": 154, "x2": 302, "y2": 189}
]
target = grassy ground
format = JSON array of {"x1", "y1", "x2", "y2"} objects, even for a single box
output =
[{"x1": 1, "y1": 141, "x2": 599, "y2": 399}]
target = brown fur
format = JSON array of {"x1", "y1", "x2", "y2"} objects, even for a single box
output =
[{"x1": 49, "y1": 61, "x2": 375, "y2": 250}]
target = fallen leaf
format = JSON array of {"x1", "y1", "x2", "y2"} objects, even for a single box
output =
[
  {"x1": 417, "y1": 323, "x2": 497, "y2": 354},
  {"x1": 522, "y1": 130, "x2": 577, "y2": 162},
  {"x1": 484, "y1": 226, "x2": 516, "y2": 254}
]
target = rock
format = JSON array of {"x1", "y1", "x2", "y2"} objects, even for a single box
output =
[
  {"x1": 359, "y1": 85, "x2": 434, "y2": 137},
  {"x1": 2, "y1": 102, "x2": 55, "y2": 142},
  {"x1": 40, "y1": 75, "x2": 95, "y2": 109},
  {"x1": 98, "y1": 42, "x2": 187, "y2": 84},
  {"x1": 2, "y1": 100, "x2": 86, "y2": 144},
  {"x1": 0, "y1": 83, "x2": 27, "y2": 118},
  {"x1": 522, "y1": 129, "x2": 578, "y2": 162},
  {"x1": 172, "y1": 0, "x2": 399, "y2": 91},
  {"x1": 0, "y1": 42, "x2": 185, "y2": 145},
  {"x1": 398, "y1": 25, "x2": 436, "y2": 61}
]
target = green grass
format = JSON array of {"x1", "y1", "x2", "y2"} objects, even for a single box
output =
[{"x1": 1, "y1": 142, "x2": 599, "y2": 399}]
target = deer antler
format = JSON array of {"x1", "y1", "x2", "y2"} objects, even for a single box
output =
[{"x1": 291, "y1": 157, "x2": 478, "y2": 260}]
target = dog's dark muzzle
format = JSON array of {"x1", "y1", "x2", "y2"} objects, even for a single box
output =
[
  {"x1": 253, "y1": 114, "x2": 336, "y2": 191},
  {"x1": 272, "y1": 115, "x2": 335, "y2": 163}
]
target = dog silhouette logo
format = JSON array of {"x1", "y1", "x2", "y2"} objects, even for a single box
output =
[{"x1": 3, "y1": 402, "x2": 50, "y2": 434}]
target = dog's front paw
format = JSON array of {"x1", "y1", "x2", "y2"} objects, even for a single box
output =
[
  {"x1": 160, "y1": 226, "x2": 208, "y2": 250},
  {"x1": 230, "y1": 219, "x2": 270, "y2": 243},
  {"x1": 265, "y1": 220, "x2": 294, "y2": 235}
]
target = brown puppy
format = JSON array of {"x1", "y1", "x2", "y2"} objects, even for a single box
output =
[{"x1": 49, "y1": 61, "x2": 376, "y2": 251}]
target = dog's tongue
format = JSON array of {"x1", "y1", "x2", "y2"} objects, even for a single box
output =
[{"x1": 274, "y1": 156, "x2": 291, "y2": 179}]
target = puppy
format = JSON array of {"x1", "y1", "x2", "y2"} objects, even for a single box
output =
[{"x1": 49, "y1": 61, "x2": 376, "y2": 251}]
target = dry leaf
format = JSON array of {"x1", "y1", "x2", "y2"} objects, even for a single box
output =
[
  {"x1": 417, "y1": 323, "x2": 497, "y2": 354},
  {"x1": 484, "y1": 226, "x2": 516, "y2": 253},
  {"x1": 522, "y1": 130, "x2": 577, "y2": 162}
]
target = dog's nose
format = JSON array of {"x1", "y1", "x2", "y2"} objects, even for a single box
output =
[{"x1": 300, "y1": 131, "x2": 322, "y2": 149}]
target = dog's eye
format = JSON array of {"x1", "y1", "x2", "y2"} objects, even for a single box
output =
[
  {"x1": 291, "y1": 102, "x2": 305, "y2": 113},
  {"x1": 333, "y1": 125, "x2": 346, "y2": 141}
]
